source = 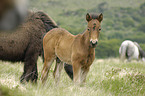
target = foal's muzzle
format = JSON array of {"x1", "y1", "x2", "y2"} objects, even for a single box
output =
[{"x1": 90, "y1": 39, "x2": 98, "y2": 48}]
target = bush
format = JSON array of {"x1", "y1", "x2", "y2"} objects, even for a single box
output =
[
  {"x1": 140, "y1": 2, "x2": 145, "y2": 16},
  {"x1": 95, "y1": 39, "x2": 122, "y2": 58},
  {"x1": 137, "y1": 22, "x2": 145, "y2": 32},
  {"x1": 122, "y1": 17, "x2": 135, "y2": 27},
  {"x1": 124, "y1": 33, "x2": 145, "y2": 43}
]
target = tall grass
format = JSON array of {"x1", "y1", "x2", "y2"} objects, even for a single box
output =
[{"x1": 0, "y1": 58, "x2": 145, "y2": 96}]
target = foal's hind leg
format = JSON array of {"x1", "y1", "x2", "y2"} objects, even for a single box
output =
[
  {"x1": 53, "y1": 57, "x2": 63, "y2": 84},
  {"x1": 41, "y1": 57, "x2": 55, "y2": 84},
  {"x1": 41, "y1": 42, "x2": 56, "y2": 84}
]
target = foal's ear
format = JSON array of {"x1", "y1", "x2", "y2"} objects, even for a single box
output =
[
  {"x1": 86, "y1": 13, "x2": 92, "y2": 22},
  {"x1": 98, "y1": 13, "x2": 103, "y2": 22}
]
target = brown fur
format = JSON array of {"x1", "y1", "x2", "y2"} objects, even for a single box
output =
[
  {"x1": 41, "y1": 13, "x2": 103, "y2": 84},
  {"x1": 0, "y1": 11, "x2": 58, "y2": 83}
]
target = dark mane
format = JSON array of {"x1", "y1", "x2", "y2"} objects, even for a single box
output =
[
  {"x1": 35, "y1": 11, "x2": 58, "y2": 32},
  {"x1": 24, "y1": 11, "x2": 58, "y2": 32}
]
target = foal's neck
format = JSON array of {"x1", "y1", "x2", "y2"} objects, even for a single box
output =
[
  {"x1": 81, "y1": 30, "x2": 89, "y2": 43},
  {"x1": 81, "y1": 30, "x2": 95, "y2": 59},
  {"x1": 81, "y1": 30, "x2": 94, "y2": 50}
]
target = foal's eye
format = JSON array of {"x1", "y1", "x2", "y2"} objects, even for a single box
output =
[
  {"x1": 87, "y1": 28, "x2": 90, "y2": 31},
  {"x1": 36, "y1": 17, "x2": 40, "y2": 19},
  {"x1": 99, "y1": 28, "x2": 101, "y2": 31}
]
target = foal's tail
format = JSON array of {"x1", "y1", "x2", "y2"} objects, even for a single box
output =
[{"x1": 119, "y1": 45, "x2": 127, "y2": 62}]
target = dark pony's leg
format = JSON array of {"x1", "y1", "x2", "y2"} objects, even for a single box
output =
[
  {"x1": 64, "y1": 63, "x2": 73, "y2": 80},
  {"x1": 20, "y1": 51, "x2": 39, "y2": 83},
  {"x1": 31, "y1": 61, "x2": 38, "y2": 82}
]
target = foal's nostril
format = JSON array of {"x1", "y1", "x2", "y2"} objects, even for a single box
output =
[
  {"x1": 94, "y1": 41, "x2": 98, "y2": 45},
  {"x1": 90, "y1": 41, "x2": 97, "y2": 45},
  {"x1": 90, "y1": 41, "x2": 98, "y2": 48},
  {"x1": 90, "y1": 39, "x2": 98, "y2": 47}
]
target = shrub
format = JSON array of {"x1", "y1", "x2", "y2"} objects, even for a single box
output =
[
  {"x1": 95, "y1": 39, "x2": 121, "y2": 58},
  {"x1": 137, "y1": 22, "x2": 145, "y2": 32}
]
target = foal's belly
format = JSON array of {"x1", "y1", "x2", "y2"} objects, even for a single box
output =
[
  {"x1": 55, "y1": 49, "x2": 72, "y2": 64},
  {"x1": 55, "y1": 42, "x2": 73, "y2": 64},
  {"x1": 54, "y1": 29, "x2": 75, "y2": 65}
]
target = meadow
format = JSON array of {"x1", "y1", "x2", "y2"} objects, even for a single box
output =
[{"x1": 0, "y1": 58, "x2": 145, "y2": 96}]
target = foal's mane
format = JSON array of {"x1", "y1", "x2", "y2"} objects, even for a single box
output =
[
  {"x1": 89, "y1": 13, "x2": 100, "y2": 20},
  {"x1": 80, "y1": 13, "x2": 101, "y2": 34}
]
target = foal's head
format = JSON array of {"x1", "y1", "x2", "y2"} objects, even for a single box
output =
[{"x1": 86, "y1": 13, "x2": 103, "y2": 48}]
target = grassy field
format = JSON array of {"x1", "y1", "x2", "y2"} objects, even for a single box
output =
[{"x1": 0, "y1": 58, "x2": 145, "y2": 96}]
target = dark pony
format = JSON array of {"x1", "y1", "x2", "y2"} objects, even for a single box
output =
[{"x1": 0, "y1": 11, "x2": 58, "y2": 83}]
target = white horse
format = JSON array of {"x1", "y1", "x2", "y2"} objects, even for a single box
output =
[{"x1": 119, "y1": 40, "x2": 145, "y2": 62}]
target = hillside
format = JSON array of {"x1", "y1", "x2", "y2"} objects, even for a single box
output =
[{"x1": 29, "y1": 0, "x2": 145, "y2": 58}]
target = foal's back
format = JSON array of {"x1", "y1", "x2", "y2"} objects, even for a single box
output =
[{"x1": 43, "y1": 28, "x2": 76, "y2": 64}]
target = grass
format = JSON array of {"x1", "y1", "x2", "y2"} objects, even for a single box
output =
[{"x1": 0, "y1": 58, "x2": 145, "y2": 96}]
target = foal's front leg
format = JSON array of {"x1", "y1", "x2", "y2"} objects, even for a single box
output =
[
  {"x1": 72, "y1": 62, "x2": 81, "y2": 84},
  {"x1": 72, "y1": 61, "x2": 90, "y2": 84},
  {"x1": 80, "y1": 67, "x2": 90, "y2": 83}
]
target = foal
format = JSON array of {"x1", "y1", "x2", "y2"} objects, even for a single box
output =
[{"x1": 41, "y1": 13, "x2": 103, "y2": 84}]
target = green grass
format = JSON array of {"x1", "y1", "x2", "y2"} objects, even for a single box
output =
[{"x1": 0, "y1": 58, "x2": 145, "y2": 96}]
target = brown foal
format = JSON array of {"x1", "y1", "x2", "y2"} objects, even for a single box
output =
[{"x1": 41, "y1": 13, "x2": 103, "y2": 84}]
